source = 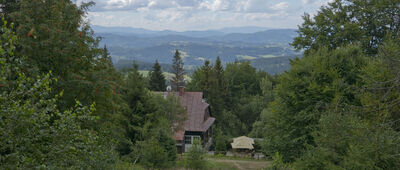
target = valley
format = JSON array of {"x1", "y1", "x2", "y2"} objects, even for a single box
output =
[{"x1": 94, "y1": 26, "x2": 301, "y2": 74}]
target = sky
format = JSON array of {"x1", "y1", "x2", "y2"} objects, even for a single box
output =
[{"x1": 76, "y1": 0, "x2": 333, "y2": 31}]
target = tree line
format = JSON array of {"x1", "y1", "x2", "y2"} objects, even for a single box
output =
[
  {"x1": 182, "y1": 0, "x2": 400, "y2": 169},
  {"x1": 0, "y1": 0, "x2": 186, "y2": 169},
  {"x1": 258, "y1": 0, "x2": 400, "y2": 169}
]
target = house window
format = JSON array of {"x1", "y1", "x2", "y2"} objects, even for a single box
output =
[
  {"x1": 185, "y1": 136, "x2": 191, "y2": 144},
  {"x1": 184, "y1": 135, "x2": 201, "y2": 144}
]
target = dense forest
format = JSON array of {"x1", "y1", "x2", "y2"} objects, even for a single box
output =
[{"x1": 1, "y1": 0, "x2": 400, "y2": 169}]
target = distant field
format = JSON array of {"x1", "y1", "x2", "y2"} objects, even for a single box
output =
[
  {"x1": 260, "y1": 54, "x2": 278, "y2": 58},
  {"x1": 139, "y1": 70, "x2": 192, "y2": 82},
  {"x1": 237, "y1": 55, "x2": 257, "y2": 60}
]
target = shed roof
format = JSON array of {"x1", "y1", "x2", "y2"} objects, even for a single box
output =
[{"x1": 231, "y1": 136, "x2": 255, "y2": 150}]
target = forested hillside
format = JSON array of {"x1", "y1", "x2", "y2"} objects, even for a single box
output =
[
  {"x1": 95, "y1": 27, "x2": 300, "y2": 74},
  {"x1": 1, "y1": 0, "x2": 400, "y2": 169}
]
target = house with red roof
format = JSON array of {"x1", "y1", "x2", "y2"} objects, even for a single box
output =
[{"x1": 156, "y1": 87, "x2": 215, "y2": 153}]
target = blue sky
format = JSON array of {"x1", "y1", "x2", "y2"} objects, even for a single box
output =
[{"x1": 77, "y1": 0, "x2": 333, "y2": 31}]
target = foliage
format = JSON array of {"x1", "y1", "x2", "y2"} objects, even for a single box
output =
[
  {"x1": 214, "y1": 128, "x2": 228, "y2": 152},
  {"x1": 262, "y1": 46, "x2": 366, "y2": 162},
  {"x1": 224, "y1": 61, "x2": 264, "y2": 98},
  {"x1": 256, "y1": 1, "x2": 400, "y2": 168},
  {"x1": 121, "y1": 65, "x2": 184, "y2": 165},
  {"x1": 171, "y1": 50, "x2": 185, "y2": 91},
  {"x1": 187, "y1": 57, "x2": 226, "y2": 122},
  {"x1": 221, "y1": 61, "x2": 267, "y2": 135},
  {"x1": 140, "y1": 138, "x2": 169, "y2": 169},
  {"x1": 188, "y1": 59, "x2": 267, "y2": 136},
  {"x1": 250, "y1": 109, "x2": 272, "y2": 138},
  {"x1": 148, "y1": 60, "x2": 167, "y2": 91},
  {"x1": 267, "y1": 152, "x2": 292, "y2": 170},
  {"x1": 1, "y1": 0, "x2": 188, "y2": 168},
  {"x1": 1, "y1": 1, "x2": 130, "y2": 159},
  {"x1": 151, "y1": 94, "x2": 186, "y2": 132},
  {"x1": 357, "y1": 37, "x2": 400, "y2": 130},
  {"x1": 294, "y1": 109, "x2": 400, "y2": 170},
  {"x1": 143, "y1": 118, "x2": 178, "y2": 167},
  {"x1": 0, "y1": 22, "x2": 118, "y2": 168},
  {"x1": 185, "y1": 139, "x2": 207, "y2": 170},
  {"x1": 292, "y1": 0, "x2": 400, "y2": 55},
  {"x1": 187, "y1": 60, "x2": 213, "y2": 98}
]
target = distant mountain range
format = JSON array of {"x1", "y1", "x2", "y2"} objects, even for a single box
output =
[
  {"x1": 92, "y1": 25, "x2": 301, "y2": 74},
  {"x1": 92, "y1": 25, "x2": 274, "y2": 37}
]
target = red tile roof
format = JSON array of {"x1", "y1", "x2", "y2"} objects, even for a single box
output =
[
  {"x1": 174, "y1": 130, "x2": 185, "y2": 141},
  {"x1": 154, "y1": 91, "x2": 215, "y2": 140}
]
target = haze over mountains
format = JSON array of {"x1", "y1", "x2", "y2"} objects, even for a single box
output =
[{"x1": 93, "y1": 25, "x2": 301, "y2": 74}]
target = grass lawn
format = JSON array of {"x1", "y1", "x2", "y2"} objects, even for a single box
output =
[
  {"x1": 115, "y1": 155, "x2": 270, "y2": 170},
  {"x1": 175, "y1": 155, "x2": 270, "y2": 170},
  {"x1": 208, "y1": 158, "x2": 270, "y2": 170}
]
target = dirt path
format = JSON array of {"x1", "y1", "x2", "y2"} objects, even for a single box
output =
[
  {"x1": 233, "y1": 161, "x2": 244, "y2": 170},
  {"x1": 208, "y1": 158, "x2": 269, "y2": 170}
]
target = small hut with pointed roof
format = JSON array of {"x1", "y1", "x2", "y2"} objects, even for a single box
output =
[{"x1": 231, "y1": 136, "x2": 255, "y2": 152}]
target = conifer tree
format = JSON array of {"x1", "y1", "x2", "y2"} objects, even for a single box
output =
[
  {"x1": 210, "y1": 56, "x2": 226, "y2": 114},
  {"x1": 171, "y1": 50, "x2": 185, "y2": 91},
  {"x1": 199, "y1": 60, "x2": 213, "y2": 98},
  {"x1": 149, "y1": 60, "x2": 166, "y2": 91},
  {"x1": 214, "y1": 57, "x2": 224, "y2": 87},
  {"x1": 102, "y1": 45, "x2": 112, "y2": 62}
]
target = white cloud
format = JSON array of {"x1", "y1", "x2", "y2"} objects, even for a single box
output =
[
  {"x1": 271, "y1": 2, "x2": 289, "y2": 11},
  {"x1": 199, "y1": 0, "x2": 231, "y2": 11},
  {"x1": 301, "y1": 0, "x2": 334, "y2": 6},
  {"x1": 79, "y1": 0, "x2": 332, "y2": 31}
]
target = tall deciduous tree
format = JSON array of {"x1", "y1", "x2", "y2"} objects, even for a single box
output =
[
  {"x1": 0, "y1": 20, "x2": 118, "y2": 169},
  {"x1": 1, "y1": 0, "x2": 107, "y2": 110},
  {"x1": 149, "y1": 60, "x2": 166, "y2": 91},
  {"x1": 188, "y1": 60, "x2": 266, "y2": 136},
  {"x1": 171, "y1": 50, "x2": 185, "y2": 91},
  {"x1": 1, "y1": 1, "x2": 129, "y2": 149},
  {"x1": 292, "y1": 0, "x2": 400, "y2": 55},
  {"x1": 262, "y1": 46, "x2": 366, "y2": 162}
]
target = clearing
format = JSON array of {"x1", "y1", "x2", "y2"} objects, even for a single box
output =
[{"x1": 207, "y1": 158, "x2": 270, "y2": 170}]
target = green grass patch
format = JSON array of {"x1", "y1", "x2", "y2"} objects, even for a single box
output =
[
  {"x1": 175, "y1": 159, "x2": 239, "y2": 170},
  {"x1": 206, "y1": 154, "x2": 268, "y2": 162},
  {"x1": 138, "y1": 70, "x2": 192, "y2": 82},
  {"x1": 114, "y1": 161, "x2": 146, "y2": 170}
]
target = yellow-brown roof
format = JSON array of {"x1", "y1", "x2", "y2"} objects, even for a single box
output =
[{"x1": 231, "y1": 136, "x2": 254, "y2": 150}]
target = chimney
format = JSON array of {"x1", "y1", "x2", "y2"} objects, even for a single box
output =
[{"x1": 179, "y1": 86, "x2": 185, "y2": 96}]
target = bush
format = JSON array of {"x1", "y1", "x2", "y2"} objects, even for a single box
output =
[
  {"x1": 215, "y1": 136, "x2": 227, "y2": 152},
  {"x1": 293, "y1": 111, "x2": 400, "y2": 170},
  {"x1": 140, "y1": 138, "x2": 169, "y2": 169},
  {"x1": 214, "y1": 128, "x2": 230, "y2": 153},
  {"x1": 267, "y1": 152, "x2": 292, "y2": 170},
  {"x1": 185, "y1": 139, "x2": 207, "y2": 170}
]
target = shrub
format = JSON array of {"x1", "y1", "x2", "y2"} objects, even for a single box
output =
[
  {"x1": 185, "y1": 139, "x2": 207, "y2": 169},
  {"x1": 267, "y1": 152, "x2": 292, "y2": 170},
  {"x1": 140, "y1": 138, "x2": 169, "y2": 169}
]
